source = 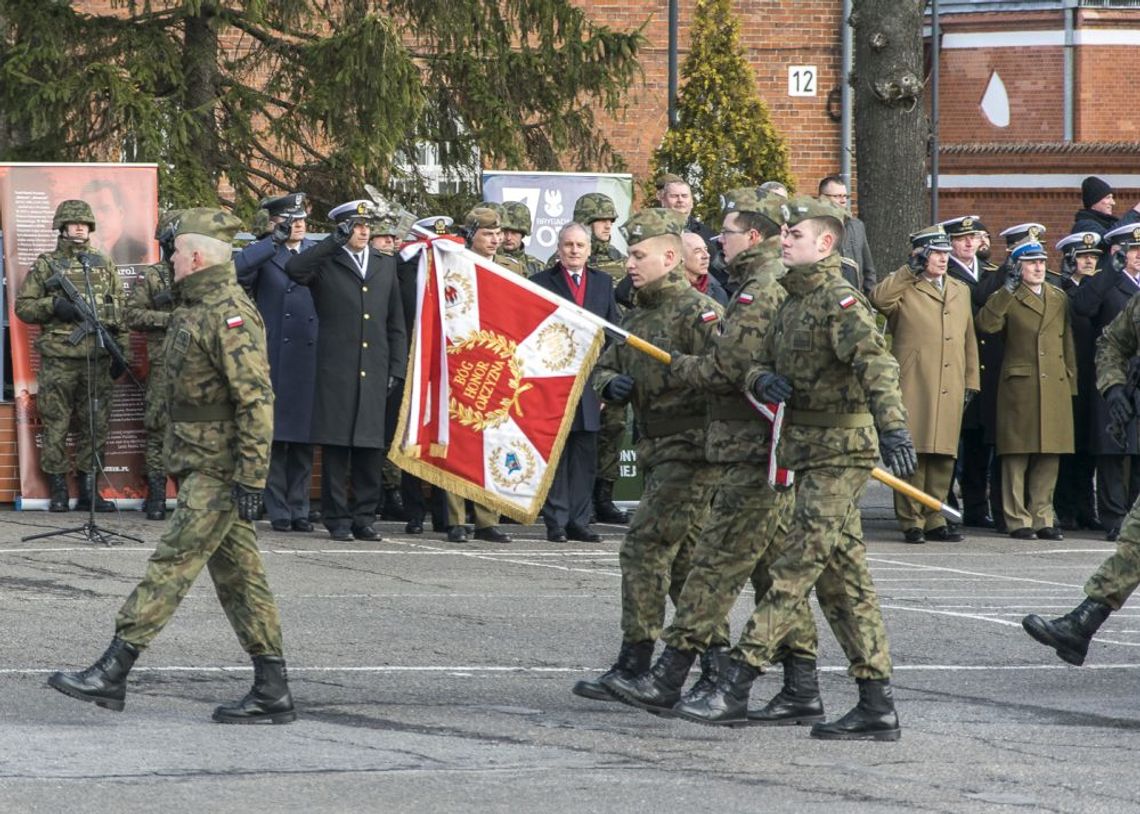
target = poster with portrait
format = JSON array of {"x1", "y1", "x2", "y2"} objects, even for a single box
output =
[{"x1": 0, "y1": 162, "x2": 159, "y2": 509}]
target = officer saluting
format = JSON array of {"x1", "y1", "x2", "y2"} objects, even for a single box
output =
[{"x1": 49, "y1": 208, "x2": 295, "y2": 724}]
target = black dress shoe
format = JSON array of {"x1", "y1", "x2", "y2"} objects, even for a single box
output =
[
  {"x1": 1010, "y1": 528, "x2": 1035, "y2": 540},
  {"x1": 474, "y1": 526, "x2": 512, "y2": 543},
  {"x1": 903, "y1": 528, "x2": 925, "y2": 544},
  {"x1": 352, "y1": 525, "x2": 379, "y2": 541},
  {"x1": 404, "y1": 520, "x2": 424, "y2": 534},
  {"x1": 291, "y1": 518, "x2": 313, "y2": 533},
  {"x1": 926, "y1": 525, "x2": 964, "y2": 542},
  {"x1": 329, "y1": 528, "x2": 352, "y2": 542},
  {"x1": 1036, "y1": 526, "x2": 1064, "y2": 541},
  {"x1": 547, "y1": 528, "x2": 568, "y2": 542},
  {"x1": 566, "y1": 524, "x2": 603, "y2": 543},
  {"x1": 447, "y1": 525, "x2": 468, "y2": 543},
  {"x1": 271, "y1": 519, "x2": 291, "y2": 532}
]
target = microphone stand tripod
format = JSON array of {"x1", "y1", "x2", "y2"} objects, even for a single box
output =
[{"x1": 23, "y1": 252, "x2": 143, "y2": 546}]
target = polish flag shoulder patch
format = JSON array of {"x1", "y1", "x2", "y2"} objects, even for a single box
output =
[
  {"x1": 700, "y1": 310, "x2": 719, "y2": 323},
  {"x1": 838, "y1": 294, "x2": 858, "y2": 310},
  {"x1": 225, "y1": 315, "x2": 244, "y2": 329},
  {"x1": 737, "y1": 293, "x2": 755, "y2": 304}
]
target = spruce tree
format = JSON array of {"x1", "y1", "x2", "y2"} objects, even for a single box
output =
[{"x1": 649, "y1": 0, "x2": 791, "y2": 225}]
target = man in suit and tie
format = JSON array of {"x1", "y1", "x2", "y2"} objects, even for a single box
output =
[
  {"x1": 286, "y1": 200, "x2": 408, "y2": 542},
  {"x1": 531, "y1": 221, "x2": 620, "y2": 543}
]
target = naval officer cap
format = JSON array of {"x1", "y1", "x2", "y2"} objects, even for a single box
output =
[
  {"x1": 1056, "y1": 231, "x2": 1103, "y2": 255},
  {"x1": 940, "y1": 215, "x2": 986, "y2": 237},
  {"x1": 328, "y1": 200, "x2": 374, "y2": 224},
  {"x1": 620, "y1": 208, "x2": 686, "y2": 247},
  {"x1": 999, "y1": 222, "x2": 1046, "y2": 248},
  {"x1": 414, "y1": 215, "x2": 454, "y2": 236},
  {"x1": 1105, "y1": 223, "x2": 1140, "y2": 249}
]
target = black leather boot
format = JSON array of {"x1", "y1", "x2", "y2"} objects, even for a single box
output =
[
  {"x1": 572, "y1": 640, "x2": 653, "y2": 702},
  {"x1": 47, "y1": 637, "x2": 140, "y2": 712},
  {"x1": 748, "y1": 656, "x2": 825, "y2": 725},
  {"x1": 593, "y1": 479, "x2": 629, "y2": 524},
  {"x1": 810, "y1": 678, "x2": 900, "y2": 741},
  {"x1": 608, "y1": 645, "x2": 696, "y2": 713},
  {"x1": 75, "y1": 472, "x2": 114, "y2": 512},
  {"x1": 213, "y1": 655, "x2": 297, "y2": 724},
  {"x1": 48, "y1": 474, "x2": 69, "y2": 512},
  {"x1": 672, "y1": 658, "x2": 758, "y2": 726},
  {"x1": 1022, "y1": 598, "x2": 1112, "y2": 666},
  {"x1": 679, "y1": 645, "x2": 731, "y2": 705},
  {"x1": 144, "y1": 473, "x2": 167, "y2": 521},
  {"x1": 381, "y1": 487, "x2": 407, "y2": 521}
]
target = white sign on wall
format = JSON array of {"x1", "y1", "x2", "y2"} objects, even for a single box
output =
[{"x1": 788, "y1": 65, "x2": 817, "y2": 97}]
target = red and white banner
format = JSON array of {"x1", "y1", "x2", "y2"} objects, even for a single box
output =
[
  {"x1": 390, "y1": 236, "x2": 606, "y2": 523},
  {"x1": 745, "y1": 392, "x2": 794, "y2": 488}
]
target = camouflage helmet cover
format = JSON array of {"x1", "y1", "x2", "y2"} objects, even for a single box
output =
[
  {"x1": 573, "y1": 192, "x2": 619, "y2": 225},
  {"x1": 53, "y1": 199, "x2": 97, "y2": 232},
  {"x1": 501, "y1": 201, "x2": 533, "y2": 235}
]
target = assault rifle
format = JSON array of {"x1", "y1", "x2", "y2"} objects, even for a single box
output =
[
  {"x1": 45, "y1": 261, "x2": 142, "y2": 389},
  {"x1": 1107, "y1": 356, "x2": 1140, "y2": 450}
]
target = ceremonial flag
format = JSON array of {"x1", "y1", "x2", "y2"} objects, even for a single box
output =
[{"x1": 390, "y1": 236, "x2": 607, "y2": 523}]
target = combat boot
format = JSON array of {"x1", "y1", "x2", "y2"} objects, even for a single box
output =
[
  {"x1": 48, "y1": 474, "x2": 69, "y2": 512},
  {"x1": 75, "y1": 471, "x2": 114, "y2": 513},
  {"x1": 213, "y1": 655, "x2": 297, "y2": 724},
  {"x1": 608, "y1": 646, "x2": 696, "y2": 713},
  {"x1": 593, "y1": 479, "x2": 629, "y2": 524},
  {"x1": 810, "y1": 678, "x2": 900, "y2": 741},
  {"x1": 1022, "y1": 598, "x2": 1112, "y2": 666},
  {"x1": 144, "y1": 473, "x2": 167, "y2": 521},
  {"x1": 672, "y1": 658, "x2": 758, "y2": 727},
  {"x1": 572, "y1": 640, "x2": 653, "y2": 702},
  {"x1": 47, "y1": 637, "x2": 140, "y2": 712},
  {"x1": 679, "y1": 645, "x2": 731, "y2": 705},
  {"x1": 747, "y1": 656, "x2": 825, "y2": 725}
]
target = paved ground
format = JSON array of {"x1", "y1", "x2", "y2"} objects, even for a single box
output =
[{"x1": 2, "y1": 481, "x2": 1140, "y2": 813}]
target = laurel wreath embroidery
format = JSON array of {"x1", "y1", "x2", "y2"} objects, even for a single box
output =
[{"x1": 447, "y1": 330, "x2": 533, "y2": 431}]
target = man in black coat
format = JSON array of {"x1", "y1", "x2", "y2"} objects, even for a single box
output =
[
  {"x1": 531, "y1": 221, "x2": 620, "y2": 542},
  {"x1": 235, "y1": 193, "x2": 318, "y2": 533},
  {"x1": 286, "y1": 200, "x2": 408, "y2": 542}
]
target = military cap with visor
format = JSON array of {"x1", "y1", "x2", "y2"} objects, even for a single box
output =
[
  {"x1": 940, "y1": 215, "x2": 986, "y2": 238},
  {"x1": 328, "y1": 199, "x2": 375, "y2": 224},
  {"x1": 1104, "y1": 223, "x2": 1140, "y2": 249},
  {"x1": 414, "y1": 215, "x2": 454, "y2": 236},
  {"x1": 260, "y1": 192, "x2": 308, "y2": 219},
  {"x1": 1010, "y1": 238, "x2": 1047, "y2": 263},
  {"x1": 1056, "y1": 231, "x2": 1103, "y2": 256},
  {"x1": 909, "y1": 225, "x2": 953, "y2": 252},
  {"x1": 620, "y1": 208, "x2": 686, "y2": 247},
  {"x1": 999, "y1": 222, "x2": 1046, "y2": 248}
]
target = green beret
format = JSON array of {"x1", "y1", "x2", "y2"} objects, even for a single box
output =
[
  {"x1": 170, "y1": 207, "x2": 243, "y2": 243},
  {"x1": 620, "y1": 208, "x2": 686, "y2": 247},
  {"x1": 780, "y1": 196, "x2": 846, "y2": 227},
  {"x1": 465, "y1": 206, "x2": 502, "y2": 232}
]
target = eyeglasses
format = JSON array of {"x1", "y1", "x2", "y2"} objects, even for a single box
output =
[{"x1": 719, "y1": 228, "x2": 751, "y2": 236}]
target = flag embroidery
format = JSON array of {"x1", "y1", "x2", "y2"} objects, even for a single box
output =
[
  {"x1": 839, "y1": 295, "x2": 857, "y2": 310},
  {"x1": 225, "y1": 315, "x2": 244, "y2": 329},
  {"x1": 700, "y1": 310, "x2": 718, "y2": 323},
  {"x1": 738, "y1": 293, "x2": 754, "y2": 304}
]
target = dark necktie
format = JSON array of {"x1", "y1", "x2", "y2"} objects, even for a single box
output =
[{"x1": 572, "y1": 272, "x2": 581, "y2": 287}]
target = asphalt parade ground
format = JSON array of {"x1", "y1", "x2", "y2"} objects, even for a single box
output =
[{"x1": 3, "y1": 481, "x2": 1140, "y2": 813}]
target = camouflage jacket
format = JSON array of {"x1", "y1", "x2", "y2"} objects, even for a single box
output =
[
  {"x1": 162, "y1": 262, "x2": 274, "y2": 487},
  {"x1": 1096, "y1": 293, "x2": 1140, "y2": 395},
  {"x1": 670, "y1": 239, "x2": 787, "y2": 464},
  {"x1": 15, "y1": 238, "x2": 124, "y2": 359},
  {"x1": 499, "y1": 247, "x2": 544, "y2": 277},
  {"x1": 589, "y1": 239, "x2": 627, "y2": 285},
  {"x1": 746, "y1": 253, "x2": 908, "y2": 471},
  {"x1": 124, "y1": 260, "x2": 175, "y2": 361},
  {"x1": 494, "y1": 249, "x2": 528, "y2": 276},
  {"x1": 594, "y1": 268, "x2": 722, "y2": 468}
]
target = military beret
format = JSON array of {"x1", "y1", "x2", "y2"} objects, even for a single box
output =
[
  {"x1": 779, "y1": 195, "x2": 846, "y2": 227},
  {"x1": 328, "y1": 199, "x2": 374, "y2": 223},
  {"x1": 501, "y1": 201, "x2": 533, "y2": 235},
  {"x1": 465, "y1": 206, "x2": 502, "y2": 232},
  {"x1": 655, "y1": 172, "x2": 685, "y2": 190},
  {"x1": 1010, "y1": 238, "x2": 1047, "y2": 262},
  {"x1": 1056, "y1": 231, "x2": 1103, "y2": 255},
  {"x1": 940, "y1": 215, "x2": 985, "y2": 237},
  {"x1": 909, "y1": 225, "x2": 952, "y2": 252},
  {"x1": 999, "y1": 222, "x2": 1046, "y2": 248},
  {"x1": 620, "y1": 207, "x2": 686, "y2": 246},
  {"x1": 1105, "y1": 223, "x2": 1140, "y2": 248},
  {"x1": 260, "y1": 192, "x2": 307, "y2": 219},
  {"x1": 169, "y1": 207, "x2": 243, "y2": 243},
  {"x1": 719, "y1": 187, "x2": 766, "y2": 215}
]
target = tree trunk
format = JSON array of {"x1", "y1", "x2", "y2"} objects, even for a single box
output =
[
  {"x1": 851, "y1": 0, "x2": 928, "y2": 274},
  {"x1": 182, "y1": 3, "x2": 221, "y2": 186}
]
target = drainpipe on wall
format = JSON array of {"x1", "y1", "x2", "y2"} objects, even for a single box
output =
[
  {"x1": 668, "y1": 0, "x2": 679, "y2": 127},
  {"x1": 930, "y1": 0, "x2": 940, "y2": 224},
  {"x1": 840, "y1": 0, "x2": 853, "y2": 191},
  {"x1": 1063, "y1": 0, "x2": 1076, "y2": 142}
]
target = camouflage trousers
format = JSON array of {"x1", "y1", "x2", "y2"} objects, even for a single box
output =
[
  {"x1": 596, "y1": 403, "x2": 627, "y2": 483},
  {"x1": 115, "y1": 471, "x2": 284, "y2": 655},
  {"x1": 662, "y1": 462, "x2": 817, "y2": 660},
  {"x1": 732, "y1": 465, "x2": 892, "y2": 680},
  {"x1": 1085, "y1": 488, "x2": 1140, "y2": 609},
  {"x1": 620, "y1": 459, "x2": 717, "y2": 644},
  {"x1": 37, "y1": 355, "x2": 113, "y2": 474},
  {"x1": 143, "y1": 364, "x2": 168, "y2": 474}
]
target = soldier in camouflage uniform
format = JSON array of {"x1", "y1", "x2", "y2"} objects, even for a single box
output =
[
  {"x1": 570, "y1": 192, "x2": 631, "y2": 524},
  {"x1": 673, "y1": 196, "x2": 916, "y2": 741},
  {"x1": 498, "y1": 201, "x2": 544, "y2": 277},
  {"x1": 1022, "y1": 289, "x2": 1140, "y2": 668},
  {"x1": 572, "y1": 208, "x2": 724, "y2": 702},
  {"x1": 124, "y1": 210, "x2": 181, "y2": 520},
  {"x1": 15, "y1": 199, "x2": 126, "y2": 513},
  {"x1": 607, "y1": 190, "x2": 822, "y2": 723},
  {"x1": 48, "y1": 209, "x2": 295, "y2": 725}
]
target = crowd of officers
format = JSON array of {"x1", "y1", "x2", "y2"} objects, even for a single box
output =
[{"x1": 29, "y1": 172, "x2": 1140, "y2": 739}]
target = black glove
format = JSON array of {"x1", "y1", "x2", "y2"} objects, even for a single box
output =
[
  {"x1": 152, "y1": 288, "x2": 174, "y2": 308},
  {"x1": 333, "y1": 219, "x2": 354, "y2": 246},
  {"x1": 603, "y1": 374, "x2": 634, "y2": 402},
  {"x1": 1106, "y1": 385, "x2": 1134, "y2": 428},
  {"x1": 271, "y1": 218, "x2": 293, "y2": 245},
  {"x1": 52, "y1": 296, "x2": 81, "y2": 322},
  {"x1": 232, "y1": 482, "x2": 263, "y2": 522},
  {"x1": 963, "y1": 388, "x2": 978, "y2": 409},
  {"x1": 1004, "y1": 264, "x2": 1022, "y2": 293},
  {"x1": 879, "y1": 427, "x2": 918, "y2": 479},
  {"x1": 906, "y1": 249, "x2": 929, "y2": 275},
  {"x1": 109, "y1": 357, "x2": 127, "y2": 380},
  {"x1": 388, "y1": 375, "x2": 403, "y2": 396},
  {"x1": 752, "y1": 372, "x2": 792, "y2": 404}
]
